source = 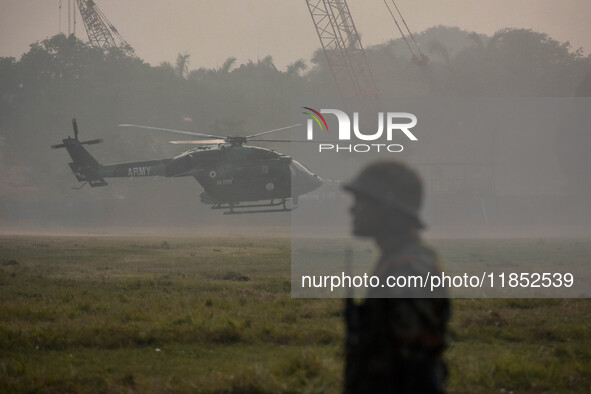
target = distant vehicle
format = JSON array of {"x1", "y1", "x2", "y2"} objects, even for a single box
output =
[{"x1": 52, "y1": 119, "x2": 322, "y2": 214}]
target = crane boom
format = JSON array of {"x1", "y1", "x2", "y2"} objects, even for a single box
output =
[
  {"x1": 75, "y1": 0, "x2": 134, "y2": 56},
  {"x1": 306, "y1": 0, "x2": 379, "y2": 98}
]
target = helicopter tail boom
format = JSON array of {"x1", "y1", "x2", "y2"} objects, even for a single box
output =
[
  {"x1": 53, "y1": 136, "x2": 172, "y2": 185},
  {"x1": 99, "y1": 159, "x2": 170, "y2": 178},
  {"x1": 52, "y1": 135, "x2": 108, "y2": 187}
]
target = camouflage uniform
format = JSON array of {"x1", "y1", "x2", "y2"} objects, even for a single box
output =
[
  {"x1": 343, "y1": 160, "x2": 451, "y2": 394},
  {"x1": 345, "y1": 238, "x2": 450, "y2": 393}
]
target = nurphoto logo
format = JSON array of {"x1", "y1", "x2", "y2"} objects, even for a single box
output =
[{"x1": 302, "y1": 107, "x2": 418, "y2": 153}]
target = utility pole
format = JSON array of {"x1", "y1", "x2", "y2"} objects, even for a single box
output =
[
  {"x1": 67, "y1": 0, "x2": 71, "y2": 35},
  {"x1": 73, "y1": 0, "x2": 76, "y2": 37}
]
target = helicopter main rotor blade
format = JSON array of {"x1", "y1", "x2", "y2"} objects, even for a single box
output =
[
  {"x1": 118, "y1": 124, "x2": 224, "y2": 139},
  {"x1": 169, "y1": 139, "x2": 225, "y2": 145},
  {"x1": 245, "y1": 124, "x2": 303, "y2": 139},
  {"x1": 248, "y1": 138, "x2": 336, "y2": 143}
]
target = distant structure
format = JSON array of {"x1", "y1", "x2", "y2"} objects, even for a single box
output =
[
  {"x1": 305, "y1": 0, "x2": 379, "y2": 98},
  {"x1": 382, "y1": 0, "x2": 428, "y2": 65},
  {"x1": 60, "y1": 0, "x2": 135, "y2": 56},
  {"x1": 305, "y1": 0, "x2": 428, "y2": 97}
]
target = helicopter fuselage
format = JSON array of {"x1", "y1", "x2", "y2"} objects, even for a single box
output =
[{"x1": 61, "y1": 138, "x2": 322, "y2": 209}]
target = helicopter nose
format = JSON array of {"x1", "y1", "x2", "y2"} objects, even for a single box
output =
[
  {"x1": 303, "y1": 173, "x2": 323, "y2": 194},
  {"x1": 293, "y1": 172, "x2": 323, "y2": 195},
  {"x1": 291, "y1": 163, "x2": 323, "y2": 196}
]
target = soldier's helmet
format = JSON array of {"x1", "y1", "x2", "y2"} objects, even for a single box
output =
[{"x1": 343, "y1": 160, "x2": 424, "y2": 228}]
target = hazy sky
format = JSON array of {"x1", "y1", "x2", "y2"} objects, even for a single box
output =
[{"x1": 1, "y1": 0, "x2": 590, "y2": 70}]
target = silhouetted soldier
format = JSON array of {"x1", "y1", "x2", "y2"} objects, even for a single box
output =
[{"x1": 343, "y1": 160, "x2": 450, "y2": 393}]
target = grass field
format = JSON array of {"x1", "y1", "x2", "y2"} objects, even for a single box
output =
[{"x1": 1, "y1": 235, "x2": 590, "y2": 393}]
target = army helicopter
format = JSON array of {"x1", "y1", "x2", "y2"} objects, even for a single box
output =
[{"x1": 52, "y1": 118, "x2": 323, "y2": 214}]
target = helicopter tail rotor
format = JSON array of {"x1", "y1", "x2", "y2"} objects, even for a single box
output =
[
  {"x1": 73, "y1": 117, "x2": 79, "y2": 140},
  {"x1": 51, "y1": 119, "x2": 104, "y2": 148},
  {"x1": 51, "y1": 118, "x2": 108, "y2": 187}
]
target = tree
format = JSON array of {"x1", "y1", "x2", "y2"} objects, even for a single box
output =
[
  {"x1": 219, "y1": 57, "x2": 236, "y2": 74},
  {"x1": 286, "y1": 59, "x2": 308, "y2": 76},
  {"x1": 175, "y1": 52, "x2": 191, "y2": 78}
]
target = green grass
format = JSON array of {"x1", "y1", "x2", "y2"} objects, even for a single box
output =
[{"x1": 0, "y1": 236, "x2": 590, "y2": 393}]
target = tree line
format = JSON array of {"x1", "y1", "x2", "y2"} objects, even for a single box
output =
[{"x1": 1, "y1": 25, "x2": 590, "y2": 211}]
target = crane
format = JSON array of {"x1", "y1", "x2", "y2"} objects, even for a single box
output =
[
  {"x1": 382, "y1": 0, "x2": 428, "y2": 65},
  {"x1": 305, "y1": 0, "x2": 379, "y2": 98},
  {"x1": 305, "y1": 0, "x2": 428, "y2": 98},
  {"x1": 63, "y1": 0, "x2": 135, "y2": 56}
]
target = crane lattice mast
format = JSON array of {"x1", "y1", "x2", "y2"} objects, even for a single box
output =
[
  {"x1": 75, "y1": 0, "x2": 134, "y2": 56},
  {"x1": 305, "y1": 0, "x2": 379, "y2": 98}
]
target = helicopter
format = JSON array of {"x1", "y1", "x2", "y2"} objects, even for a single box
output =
[{"x1": 51, "y1": 118, "x2": 323, "y2": 214}]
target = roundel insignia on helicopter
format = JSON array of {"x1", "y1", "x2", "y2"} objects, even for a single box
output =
[
  {"x1": 266, "y1": 182, "x2": 275, "y2": 192},
  {"x1": 209, "y1": 170, "x2": 217, "y2": 178}
]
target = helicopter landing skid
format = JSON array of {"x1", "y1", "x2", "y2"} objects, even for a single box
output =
[
  {"x1": 211, "y1": 199, "x2": 295, "y2": 215},
  {"x1": 223, "y1": 207, "x2": 294, "y2": 215}
]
